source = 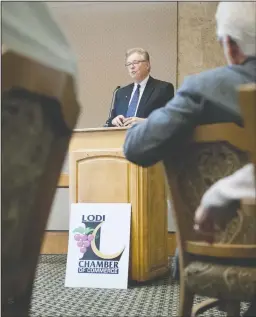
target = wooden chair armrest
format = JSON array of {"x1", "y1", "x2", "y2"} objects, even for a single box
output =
[{"x1": 186, "y1": 240, "x2": 256, "y2": 258}]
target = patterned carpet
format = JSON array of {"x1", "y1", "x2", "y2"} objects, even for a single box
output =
[{"x1": 31, "y1": 255, "x2": 248, "y2": 317}]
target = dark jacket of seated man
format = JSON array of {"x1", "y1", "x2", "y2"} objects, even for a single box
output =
[
  {"x1": 106, "y1": 76, "x2": 174, "y2": 127},
  {"x1": 123, "y1": 56, "x2": 256, "y2": 167}
]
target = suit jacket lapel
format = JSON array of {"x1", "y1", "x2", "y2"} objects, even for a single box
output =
[{"x1": 136, "y1": 76, "x2": 155, "y2": 117}]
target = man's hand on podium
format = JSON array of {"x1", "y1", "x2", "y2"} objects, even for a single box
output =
[
  {"x1": 112, "y1": 115, "x2": 145, "y2": 127},
  {"x1": 112, "y1": 115, "x2": 125, "y2": 127},
  {"x1": 123, "y1": 117, "x2": 145, "y2": 127}
]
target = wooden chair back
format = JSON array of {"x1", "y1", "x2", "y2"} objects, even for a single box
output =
[
  {"x1": 164, "y1": 84, "x2": 256, "y2": 317},
  {"x1": 1, "y1": 51, "x2": 80, "y2": 316},
  {"x1": 164, "y1": 124, "x2": 250, "y2": 263},
  {"x1": 239, "y1": 83, "x2": 256, "y2": 234},
  {"x1": 239, "y1": 83, "x2": 256, "y2": 174}
]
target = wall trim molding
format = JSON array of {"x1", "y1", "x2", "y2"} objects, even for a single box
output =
[
  {"x1": 41, "y1": 231, "x2": 69, "y2": 254},
  {"x1": 58, "y1": 173, "x2": 69, "y2": 187}
]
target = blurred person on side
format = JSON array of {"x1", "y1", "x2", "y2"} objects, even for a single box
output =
[{"x1": 123, "y1": 1, "x2": 256, "y2": 282}]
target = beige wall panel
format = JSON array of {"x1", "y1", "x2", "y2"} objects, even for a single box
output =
[{"x1": 177, "y1": 2, "x2": 226, "y2": 86}]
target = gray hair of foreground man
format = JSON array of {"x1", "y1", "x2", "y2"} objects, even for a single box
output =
[{"x1": 216, "y1": 1, "x2": 256, "y2": 56}]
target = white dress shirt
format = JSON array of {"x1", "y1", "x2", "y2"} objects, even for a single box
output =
[{"x1": 128, "y1": 75, "x2": 150, "y2": 116}]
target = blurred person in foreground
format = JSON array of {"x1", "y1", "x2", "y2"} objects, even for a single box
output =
[
  {"x1": 124, "y1": 2, "x2": 256, "y2": 166},
  {"x1": 123, "y1": 1, "x2": 256, "y2": 281},
  {"x1": 2, "y1": 1, "x2": 79, "y2": 315}
]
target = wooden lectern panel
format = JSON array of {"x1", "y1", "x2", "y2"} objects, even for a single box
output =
[
  {"x1": 72, "y1": 151, "x2": 130, "y2": 203},
  {"x1": 147, "y1": 165, "x2": 168, "y2": 268},
  {"x1": 70, "y1": 134, "x2": 168, "y2": 282}
]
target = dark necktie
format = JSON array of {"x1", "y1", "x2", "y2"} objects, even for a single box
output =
[{"x1": 126, "y1": 84, "x2": 140, "y2": 117}]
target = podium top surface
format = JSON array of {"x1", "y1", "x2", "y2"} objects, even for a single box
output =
[
  {"x1": 73, "y1": 127, "x2": 128, "y2": 133},
  {"x1": 70, "y1": 127, "x2": 128, "y2": 151}
]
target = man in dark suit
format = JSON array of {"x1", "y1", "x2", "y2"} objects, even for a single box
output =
[{"x1": 105, "y1": 48, "x2": 174, "y2": 127}]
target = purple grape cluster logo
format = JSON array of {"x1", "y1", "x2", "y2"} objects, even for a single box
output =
[
  {"x1": 73, "y1": 226, "x2": 99, "y2": 254},
  {"x1": 74, "y1": 214, "x2": 125, "y2": 274}
]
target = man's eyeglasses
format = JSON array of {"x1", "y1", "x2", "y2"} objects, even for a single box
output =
[{"x1": 125, "y1": 60, "x2": 146, "y2": 67}]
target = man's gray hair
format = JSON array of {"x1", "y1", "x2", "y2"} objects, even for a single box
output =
[
  {"x1": 216, "y1": 2, "x2": 256, "y2": 56},
  {"x1": 125, "y1": 48, "x2": 150, "y2": 63}
]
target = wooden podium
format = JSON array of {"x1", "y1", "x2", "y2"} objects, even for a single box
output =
[{"x1": 69, "y1": 127, "x2": 168, "y2": 282}]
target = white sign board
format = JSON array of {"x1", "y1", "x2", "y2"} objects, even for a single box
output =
[{"x1": 65, "y1": 203, "x2": 131, "y2": 289}]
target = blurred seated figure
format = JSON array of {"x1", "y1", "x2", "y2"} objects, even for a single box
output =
[
  {"x1": 123, "y1": 1, "x2": 256, "y2": 282},
  {"x1": 2, "y1": 2, "x2": 79, "y2": 316}
]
